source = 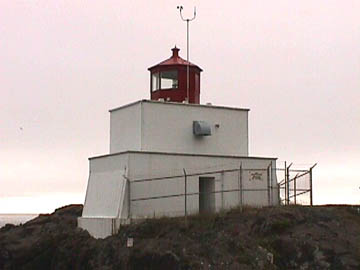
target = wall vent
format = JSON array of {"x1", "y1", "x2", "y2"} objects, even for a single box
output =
[{"x1": 193, "y1": 121, "x2": 212, "y2": 136}]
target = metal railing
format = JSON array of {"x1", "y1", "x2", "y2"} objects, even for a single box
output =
[
  {"x1": 126, "y1": 163, "x2": 276, "y2": 220},
  {"x1": 278, "y1": 163, "x2": 317, "y2": 206}
]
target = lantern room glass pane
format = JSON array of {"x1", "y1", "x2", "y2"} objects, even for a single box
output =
[
  {"x1": 152, "y1": 72, "x2": 160, "y2": 91},
  {"x1": 160, "y1": 70, "x2": 178, "y2": 90}
]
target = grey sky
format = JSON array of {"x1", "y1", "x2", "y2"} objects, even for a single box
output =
[{"x1": 1, "y1": 0, "x2": 359, "y2": 213}]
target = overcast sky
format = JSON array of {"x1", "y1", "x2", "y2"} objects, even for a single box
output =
[{"x1": 1, "y1": 0, "x2": 359, "y2": 213}]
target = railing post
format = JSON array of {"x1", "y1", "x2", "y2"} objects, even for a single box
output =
[
  {"x1": 267, "y1": 163, "x2": 271, "y2": 206},
  {"x1": 287, "y1": 166, "x2": 290, "y2": 205},
  {"x1": 309, "y1": 163, "x2": 317, "y2": 207},
  {"x1": 239, "y1": 163, "x2": 243, "y2": 210},
  {"x1": 284, "y1": 161, "x2": 287, "y2": 205},
  {"x1": 309, "y1": 168, "x2": 313, "y2": 206},
  {"x1": 221, "y1": 170, "x2": 225, "y2": 210},
  {"x1": 286, "y1": 163, "x2": 293, "y2": 205},
  {"x1": 270, "y1": 163, "x2": 273, "y2": 206},
  {"x1": 127, "y1": 178, "x2": 131, "y2": 220},
  {"x1": 294, "y1": 174, "x2": 298, "y2": 205},
  {"x1": 309, "y1": 168, "x2": 312, "y2": 206},
  {"x1": 183, "y1": 168, "x2": 187, "y2": 222}
]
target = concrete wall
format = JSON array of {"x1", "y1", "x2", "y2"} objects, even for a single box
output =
[
  {"x1": 79, "y1": 154, "x2": 129, "y2": 238},
  {"x1": 109, "y1": 100, "x2": 249, "y2": 156},
  {"x1": 81, "y1": 100, "x2": 278, "y2": 239},
  {"x1": 79, "y1": 151, "x2": 278, "y2": 238},
  {"x1": 127, "y1": 152, "x2": 278, "y2": 219},
  {"x1": 82, "y1": 153, "x2": 129, "y2": 218},
  {"x1": 141, "y1": 101, "x2": 249, "y2": 156},
  {"x1": 78, "y1": 217, "x2": 122, "y2": 239},
  {"x1": 110, "y1": 102, "x2": 142, "y2": 153}
]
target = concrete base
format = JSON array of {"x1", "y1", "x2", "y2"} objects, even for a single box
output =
[{"x1": 78, "y1": 217, "x2": 129, "y2": 239}]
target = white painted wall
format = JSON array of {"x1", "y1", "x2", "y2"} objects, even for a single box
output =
[
  {"x1": 81, "y1": 99, "x2": 277, "y2": 239},
  {"x1": 110, "y1": 102, "x2": 142, "y2": 153},
  {"x1": 127, "y1": 152, "x2": 278, "y2": 219},
  {"x1": 78, "y1": 154, "x2": 130, "y2": 238},
  {"x1": 81, "y1": 169, "x2": 126, "y2": 217},
  {"x1": 79, "y1": 151, "x2": 278, "y2": 238},
  {"x1": 109, "y1": 100, "x2": 249, "y2": 156},
  {"x1": 78, "y1": 217, "x2": 122, "y2": 239},
  {"x1": 141, "y1": 101, "x2": 249, "y2": 156},
  {"x1": 82, "y1": 154, "x2": 129, "y2": 218}
]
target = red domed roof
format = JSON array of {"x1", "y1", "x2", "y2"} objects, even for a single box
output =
[{"x1": 148, "y1": 47, "x2": 202, "y2": 71}]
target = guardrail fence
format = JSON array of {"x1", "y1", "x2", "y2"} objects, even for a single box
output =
[{"x1": 278, "y1": 163, "x2": 317, "y2": 206}]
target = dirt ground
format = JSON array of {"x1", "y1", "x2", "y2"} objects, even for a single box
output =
[{"x1": 0, "y1": 204, "x2": 360, "y2": 269}]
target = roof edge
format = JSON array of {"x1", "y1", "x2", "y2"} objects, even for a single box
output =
[
  {"x1": 109, "y1": 100, "x2": 144, "y2": 112},
  {"x1": 109, "y1": 99, "x2": 250, "y2": 113},
  {"x1": 89, "y1": 150, "x2": 277, "y2": 161},
  {"x1": 148, "y1": 63, "x2": 203, "y2": 72}
]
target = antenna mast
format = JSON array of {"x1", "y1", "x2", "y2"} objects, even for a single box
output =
[{"x1": 177, "y1": 6, "x2": 196, "y2": 103}]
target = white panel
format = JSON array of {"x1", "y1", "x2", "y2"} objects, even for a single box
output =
[
  {"x1": 110, "y1": 102, "x2": 141, "y2": 153},
  {"x1": 109, "y1": 100, "x2": 249, "y2": 156},
  {"x1": 78, "y1": 217, "x2": 122, "y2": 239},
  {"x1": 90, "y1": 153, "x2": 128, "y2": 172},
  {"x1": 80, "y1": 151, "x2": 278, "y2": 238},
  {"x1": 241, "y1": 169, "x2": 269, "y2": 206},
  {"x1": 142, "y1": 101, "x2": 249, "y2": 156},
  {"x1": 82, "y1": 169, "x2": 125, "y2": 217},
  {"x1": 127, "y1": 152, "x2": 278, "y2": 219}
]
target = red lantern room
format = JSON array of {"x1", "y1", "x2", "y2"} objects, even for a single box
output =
[{"x1": 148, "y1": 47, "x2": 202, "y2": 104}]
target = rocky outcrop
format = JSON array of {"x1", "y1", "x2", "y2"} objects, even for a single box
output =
[{"x1": 0, "y1": 205, "x2": 359, "y2": 269}]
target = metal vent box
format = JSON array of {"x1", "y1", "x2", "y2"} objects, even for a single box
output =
[{"x1": 193, "y1": 121, "x2": 212, "y2": 136}]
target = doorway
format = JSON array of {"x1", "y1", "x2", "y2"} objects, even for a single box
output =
[{"x1": 199, "y1": 177, "x2": 215, "y2": 213}]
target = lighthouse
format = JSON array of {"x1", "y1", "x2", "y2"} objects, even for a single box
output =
[
  {"x1": 78, "y1": 47, "x2": 279, "y2": 239},
  {"x1": 148, "y1": 47, "x2": 202, "y2": 104}
]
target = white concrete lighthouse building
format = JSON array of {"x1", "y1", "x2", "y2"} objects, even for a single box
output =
[{"x1": 78, "y1": 48, "x2": 279, "y2": 238}]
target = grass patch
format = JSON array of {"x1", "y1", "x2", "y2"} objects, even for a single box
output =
[{"x1": 270, "y1": 219, "x2": 292, "y2": 233}]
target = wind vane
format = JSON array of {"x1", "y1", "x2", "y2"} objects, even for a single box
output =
[{"x1": 177, "y1": 5, "x2": 196, "y2": 102}]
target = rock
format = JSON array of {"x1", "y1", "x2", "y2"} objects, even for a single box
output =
[
  {"x1": 1, "y1": 205, "x2": 360, "y2": 269},
  {"x1": 313, "y1": 247, "x2": 330, "y2": 269},
  {"x1": 128, "y1": 250, "x2": 181, "y2": 270}
]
